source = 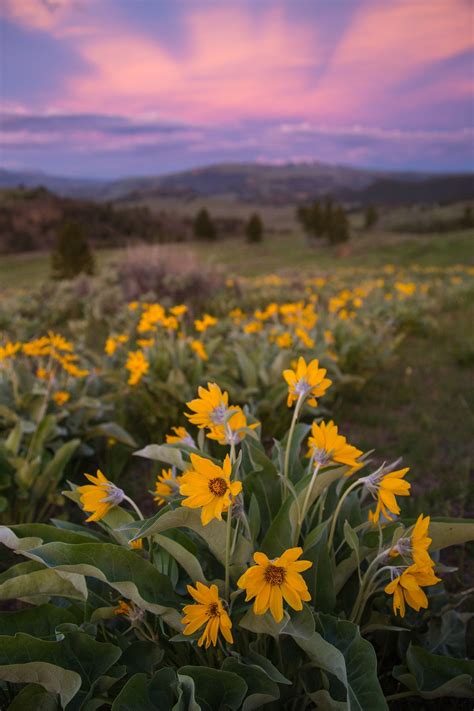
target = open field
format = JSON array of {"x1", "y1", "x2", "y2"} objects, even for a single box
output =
[{"x1": 1, "y1": 227, "x2": 472, "y2": 291}]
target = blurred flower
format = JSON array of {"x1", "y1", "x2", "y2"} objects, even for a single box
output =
[
  {"x1": 125, "y1": 350, "x2": 149, "y2": 385},
  {"x1": 166, "y1": 426, "x2": 195, "y2": 448},
  {"x1": 195, "y1": 314, "x2": 217, "y2": 333},
  {"x1": 207, "y1": 407, "x2": 259, "y2": 446},
  {"x1": 190, "y1": 339, "x2": 208, "y2": 361},
  {"x1": 283, "y1": 357, "x2": 332, "y2": 408},
  {"x1": 154, "y1": 468, "x2": 183, "y2": 506},
  {"x1": 53, "y1": 390, "x2": 70, "y2": 406}
]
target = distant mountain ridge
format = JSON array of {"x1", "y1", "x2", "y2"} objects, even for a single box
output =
[{"x1": 1, "y1": 162, "x2": 472, "y2": 206}]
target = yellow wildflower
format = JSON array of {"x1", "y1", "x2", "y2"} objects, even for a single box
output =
[
  {"x1": 170, "y1": 304, "x2": 188, "y2": 317},
  {"x1": 0, "y1": 341, "x2": 21, "y2": 363},
  {"x1": 125, "y1": 350, "x2": 149, "y2": 386},
  {"x1": 207, "y1": 407, "x2": 259, "y2": 445},
  {"x1": 190, "y1": 339, "x2": 208, "y2": 361},
  {"x1": 154, "y1": 468, "x2": 183, "y2": 506},
  {"x1": 166, "y1": 426, "x2": 195, "y2": 448},
  {"x1": 182, "y1": 582, "x2": 233, "y2": 648},
  {"x1": 194, "y1": 314, "x2": 217, "y2": 333},
  {"x1": 77, "y1": 470, "x2": 124, "y2": 523},
  {"x1": 276, "y1": 332, "x2": 292, "y2": 348},
  {"x1": 365, "y1": 467, "x2": 411, "y2": 523},
  {"x1": 179, "y1": 454, "x2": 242, "y2": 526},
  {"x1": 384, "y1": 564, "x2": 441, "y2": 617},
  {"x1": 185, "y1": 383, "x2": 234, "y2": 430},
  {"x1": 283, "y1": 357, "x2": 332, "y2": 408},
  {"x1": 53, "y1": 390, "x2": 70, "y2": 406},
  {"x1": 237, "y1": 547, "x2": 312, "y2": 623},
  {"x1": 307, "y1": 420, "x2": 362, "y2": 470}
]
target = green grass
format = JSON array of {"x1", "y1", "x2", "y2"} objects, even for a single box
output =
[
  {"x1": 334, "y1": 299, "x2": 474, "y2": 518},
  {"x1": 1, "y1": 228, "x2": 472, "y2": 291}
]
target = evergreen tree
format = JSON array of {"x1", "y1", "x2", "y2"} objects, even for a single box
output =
[
  {"x1": 245, "y1": 213, "x2": 264, "y2": 243},
  {"x1": 51, "y1": 220, "x2": 95, "y2": 280},
  {"x1": 193, "y1": 208, "x2": 217, "y2": 241},
  {"x1": 328, "y1": 206, "x2": 350, "y2": 245},
  {"x1": 364, "y1": 205, "x2": 379, "y2": 230}
]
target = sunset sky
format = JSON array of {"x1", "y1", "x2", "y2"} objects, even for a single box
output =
[{"x1": 1, "y1": 0, "x2": 473, "y2": 177}]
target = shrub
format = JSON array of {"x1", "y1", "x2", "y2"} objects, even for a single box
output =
[
  {"x1": 51, "y1": 220, "x2": 95, "y2": 280},
  {"x1": 193, "y1": 208, "x2": 217, "y2": 241},
  {"x1": 245, "y1": 213, "x2": 264, "y2": 243}
]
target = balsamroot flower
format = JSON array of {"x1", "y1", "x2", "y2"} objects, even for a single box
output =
[
  {"x1": 179, "y1": 454, "x2": 242, "y2": 525},
  {"x1": 114, "y1": 599, "x2": 144, "y2": 624},
  {"x1": 125, "y1": 350, "x2": 149, "y2": 386},
  {"x1": 283, "y1": 357, "x2": 332, "y2": 408},
  {"x1": 190, "y1": 339, "x2": 208, "y2": 361},
  {"x1": 237, "y1": 547, "x2": 312, "y2": 623},
  {"x1": 166, "y1": 426, "x2": 196, "y2": 448},
  {"x1": 384, "y1": 564, "x2": 441, "y2": 617},
  {"x1": 185, "y1": 383, "x2": 236, "y2": 430},
  {"x1": 306, "y1": 420, "x2": 362, "y2": 470},
  {"x1": 77, "y1": 470, "x2": 124, "y2": 522},
  {"x1": 154, "y1": 468, "x2": 183, "y2": 506},
  {"x1": 390, "y1": 514, "x2": 434, "y2": 567},
  {"x1": 206, "y1": 407, "x2": 259, "y2": 446},
  {"x1": 182, "y1": 582, "x2": 233, "y2": 648},
  {"x1": 53, "y1": 390, "x2": 70, "y2": 406},
  {"x1": 364, "y1": 466, "x2": 411, "y2": 522}
]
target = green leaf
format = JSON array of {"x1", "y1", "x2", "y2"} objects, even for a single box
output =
[
  {"x1": 222, "y1": 658, "x2": 280, "y2": 711},
  {"x1": 32, "y1": 439, "x2": 80, "y2": 499},
  {"x1": 86, "y1": 422, "x2": 137, "y2": 448},
  {"x1": 133, "y1": 507, "x2": 252, "y2": 576},
  {"x1": 0, "y1": 604, "x2": 76, "y2": 637},
  {"x1": 27, "y1": 541, "x2": 181, "y2": 617},
  {"x1": 134, "y1": 444, "x2": 186, "y2": 470},
  {"x1": 393, "y1": 644, "x2": 474, "y2": 699},
  {"x1": 7, "y1": 683, "x2": 59, "y2": 711},
  {"x1": 428, "y1": 519, "x2": 474, "y2": 551},
  {"x1": 0, "y1": 631, "x2": 121, "y2": 710},
  {"x1": 111, "y1": 673, "x2": 157, "y2": 711},
  {"x1": 178, "y1": 666, "x2": 248, "y2": 711},
  {"x1": 0, "y1": 560, "x2": 87, "y2": 603},
  {"x1": 0, "y1": 524, "x2": 95, "y2": 553},
  {"x1": 420, "y1": 610, "x2": 469, "y2": 657},
  {"x1": 154, "y1": 533, "x2": 207, "y2": 583},
  {"x1": 293, "y1": 614, "x2": 387, "y2": 710}
]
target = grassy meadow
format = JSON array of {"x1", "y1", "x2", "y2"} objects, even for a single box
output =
[{"x1": 0, "y1": 204, "x2": 473, "y2": 708}]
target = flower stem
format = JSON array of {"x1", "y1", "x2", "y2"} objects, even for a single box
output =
[
  {"x1": 283, "y1": 393, "x2": 304, "y2": 486},
  {"x1": 327, "y1": 479, "x2": 363, "y2": 551},
  {"x1": 225, "y1": 503, "x2": 233, "y2": 600},
  {"x1": 123, "y1": 495, "x2": 144, "y2": 521}
]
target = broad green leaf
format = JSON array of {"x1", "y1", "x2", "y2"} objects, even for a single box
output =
[
  {"x1": 0, "y1": 524, "x2": 95, "y2": 553},
  {"x1": 0, "y1": 632, "x2": 121, "y2": 710},
  {"x1": 86, "y1": 422, "x2": 137, "y2": 448},
  {"x1": 0, "y1": 560, "x2": 87, "y2": 603},
  {"x1": 154, "y1": 533, "x2": 207, "y2": 583},
  {"x1": 132, "y1": 507, "x2": 252, "y2": 575},
  {"x1": 7, "y1": 683, "x2": 59, "y2": 711},
  {"x1": 111, "y1": 673, "x2": 157, "y2": 711},
  {"x1": 292, "y1": 614, "x2": 387, "y2": 710},
  {"x1": 27, "y1": 541, "x2": 181, "y2": 617},
  {"x1": 222, "y1": 658, "x2": 280, "y2": 711},
  {"x1": 428, "y1": 519, "x2": 474, "y2": 551},
  {"x1": 178, "y1": 666, "x2": 247, "y2": 711},
  {"x1": 134, "y1": 444, "x2": 186, "y2": 470},
  {"x1": 32, "y1": 439, "x2": 80, "y2": 499},
  {"x1": 0, "y1": 661, "x2": 80, "y2": 709},
  {"x1": 393, "y1": 644, "x2": 474, "y2": 699},
  {"x1": 0, "y1": 604, "x2": 76, "y2": 637}
]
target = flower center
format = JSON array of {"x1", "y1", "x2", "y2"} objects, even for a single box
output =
[
  {"x1": 294, "y1": 378, "x2": 311, "y2": 396},
  {"x1": 210, "y1": 403, "x2": 227, "y2": 424},
  {"x1": 207, "y1": 602, "x2": 219, "y2": 618},
  {"x1": 264, "y1": 564, "x2": 286, "y2": 586},
  {"x1": 312, "y1": 447, "x2": 333, "y2": 466},
  {"x1": 208, "y1": 477, "x2": 228, "y2": 497}
]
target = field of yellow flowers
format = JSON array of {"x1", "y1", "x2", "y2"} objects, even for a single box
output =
[{"x1": 0, "y1": 262, "x2": 473, "y2": 709}]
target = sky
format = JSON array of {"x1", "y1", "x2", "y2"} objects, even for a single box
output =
[{"x1": 0, "y1": 0, "x2": 473, "y2": 178}]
